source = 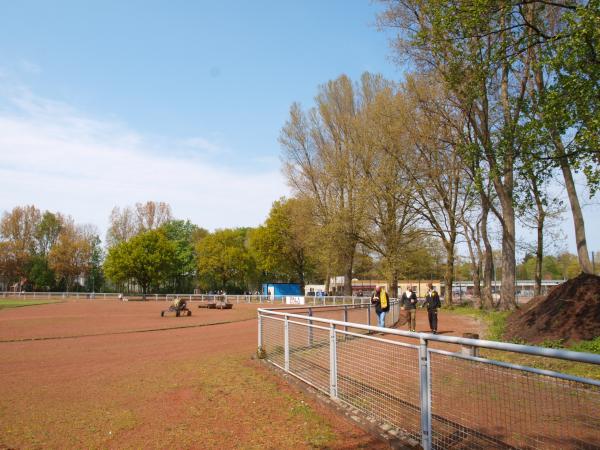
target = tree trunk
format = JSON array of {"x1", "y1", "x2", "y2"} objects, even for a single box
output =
[
  {"x1": 480, "y1": 196, "x2": 494, "y2": 310},
  {"x1": 324, "y1": 268, "x2": 331, "y2": 295},
  {"x1": 555, "y1": 139, "x2": 593, "y2": 274},
  {"x1": 464, "y1": 224, "x2": 481, "y2": 302},
  {"x1": 535, "y1": 218, "x2": 543, "y2": 297},
  {"x1": 344, "y1": 262, "x2": 353, "y2": 296},
  {"x1": 444, "y1": 244, "x2": 454, "y2": 307},
  {"x1": 388, "y1": 269, "x2": 398, "y2": 298},
  {"x1": 499, "y1": 204, "x2": 517, "y2": 310}
]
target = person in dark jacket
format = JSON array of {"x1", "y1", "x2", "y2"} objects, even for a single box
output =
[
  {"x1": 371, "y1": 286, "x2": 390, "y2": 329},
  {"x1": 401, "y1": 286, "x2": 418, "y2": 332},
  {"x1": 422, "y1": 283, "x2": 441, "y2": 334}
]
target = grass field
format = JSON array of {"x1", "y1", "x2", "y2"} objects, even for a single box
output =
[{"x1": 0, "y1": 299, "x2": 60, "y2": 310}]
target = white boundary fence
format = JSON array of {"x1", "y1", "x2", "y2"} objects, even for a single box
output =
[
  {"x1": 257, "y1": 305, "x2": 600, "y2": 450},
  {"x1": 0, "y1": 291, "x2": 380, "y2": 305}
]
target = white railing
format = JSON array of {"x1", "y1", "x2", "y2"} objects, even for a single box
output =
[
  {"x1": 0, "y1": 291, "x2": 378, "y2": 305},
  {"x1": 257, "y1": 305, "x2": 600, "y2": 450}
]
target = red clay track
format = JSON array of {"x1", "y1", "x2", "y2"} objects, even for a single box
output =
[{"x1": 0, "y1": 301, "x2": 389, "y2": 449}]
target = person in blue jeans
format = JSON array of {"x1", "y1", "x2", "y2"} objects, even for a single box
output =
[{"x1": 371, "y1": 286, "x2": 390, "y2": 329}]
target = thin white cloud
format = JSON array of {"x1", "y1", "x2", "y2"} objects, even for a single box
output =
[
  {"x1": 0, "y1": 85, "x2": 288, "y2": 240},
  {"x1": 182, "y1": 136, "x2": 229, "y2": 155},
  {"x1": 17, "y1": 60, "x2": 42, "y2": 75}
]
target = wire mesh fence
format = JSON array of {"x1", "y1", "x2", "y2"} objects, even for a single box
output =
[{"x1": 258, "y1": 306, "x2": 600, "y2": 450}]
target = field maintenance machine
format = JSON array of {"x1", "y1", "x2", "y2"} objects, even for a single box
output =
[{"x1": 160, "y1": 297, "x2": 192, "y2": 317}]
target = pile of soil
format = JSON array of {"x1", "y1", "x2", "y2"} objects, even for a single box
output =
[{"x1": 504, "y1": 272, "x2": 600, "y2": 345}]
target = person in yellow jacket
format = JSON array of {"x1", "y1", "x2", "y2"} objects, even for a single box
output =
[{"x1": 371, "y1": 286, "x2": 390, "y2": 328}]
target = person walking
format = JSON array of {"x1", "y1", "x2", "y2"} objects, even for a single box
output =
[
  {"x1": 371, "y1": 286, "x2": 390, "y2": 329},
  {"x1": 401, "y1": 286, "x2": 418, "y2": 332},
  {"x1": 422, "y1": 283, "x2": 441, "y2": 334}
]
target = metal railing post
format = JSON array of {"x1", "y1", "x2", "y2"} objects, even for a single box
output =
[
  {"x1": 258, "y1": 313, "x2": 263, "y2": 349},
  {"x1": 284, "y1": 316, "x2": 290, "y2": 372},
  {"x1": 419, "y1": 337, "x2": 432, "y2": 450},
  {"x1": 329, "y1": 323, "x2": 338, "y2": 399},
  {"x1": 367, "y1": 303, "x2": 371, "y2": 327},
  {"x1": 308, "y1": 308, "x2": 314, "y2": 347},
  {"x1": 343, "y1": 305, "x2": 348, "y2": 337}
]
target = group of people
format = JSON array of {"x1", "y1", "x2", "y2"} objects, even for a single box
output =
[{"x1": 370, "y1": 283, "x2": 441, "y2": 334}]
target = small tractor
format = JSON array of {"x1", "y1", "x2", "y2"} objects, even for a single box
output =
[{"x1": 161, "y1": 298, "x2": 192, "y2": 317}]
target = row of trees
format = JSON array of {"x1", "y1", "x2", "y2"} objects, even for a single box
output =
[
  {"x1": 0, "y1": 205, "x2": 102, "y2": 291},
  {"x1": 278, "y1": 0, "x2": 598, "y2": 309},
  {"x1": 0, "y1": 199, "x2": 588, "y2": 296}
]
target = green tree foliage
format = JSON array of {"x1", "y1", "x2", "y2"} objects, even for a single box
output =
[
  {"x1": 159, "y1": 220, "x2": 207, "y2": 292},
  {"x1": 26, "y1": 255, "x2": 56, "y2": 291},
  {"x1": 85, "y1": 234, "x2": 104, "y2": 292},
  {"x1": 517, "y1": 253, "x2": 580, "y2": 280},
  {"x1": 249, "y1": 197, "x2": 317, "y2": 288},
  {"x1": 35, "y1": 212, "x2": 64, "y2": 256},
  {"x1": 543, "y1": 0, "x2": 600, "y2": 191},
  {"x1": 104, "y1": 229, "x2": 177, "y2": 297},
  {"x1": 196, "y1": 228, "x2": 257, "y2": 293}
]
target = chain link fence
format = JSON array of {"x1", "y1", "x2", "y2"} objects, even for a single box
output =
[{"x1": 258, "y1": 306, "x2": 600, "y2": 450}]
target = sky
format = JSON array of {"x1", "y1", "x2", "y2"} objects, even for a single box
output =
[
  {"x1": 0, "y1": 1, "x2": 598, "y2": 257},
  {"x1": 0, "y1": 0, "x2": 399, "y2": 234}
]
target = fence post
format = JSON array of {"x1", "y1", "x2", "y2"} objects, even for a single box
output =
[
  {"x1": 308, "y1": 308, "x2": 314, "y2": 347},
  {"x1": 329, "y1": 323, "x2": 338, "y2": 399},
  {"x1": 367, "y1": 304, "x2": 371, "y2": 327},
  {"x1": 284, "y1": 316, "x2": 290, "y2": 372},
  {"x1": 419, "y1": 337, "x2": 432, "y2": 450},
  {"x1": 258, "y1": 313, "x2": 263, "y2": 349},
  {"x1": 343, "y1": 305, "x2": 348, "y2": 336}
]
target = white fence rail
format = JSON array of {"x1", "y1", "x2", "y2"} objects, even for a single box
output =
[
  {"x1": 257, "y1": 305, "x2": 600, "y2": 450},
  {"x1": 0, "y1": 291, "x2": 378, "y2": 305}
]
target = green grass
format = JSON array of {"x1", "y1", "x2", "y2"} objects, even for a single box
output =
[
  {"x1": 446, "y1": 306, "x2": 600, "y2": 380},
  {"x1": 0, "y1": 300, "x2": 59, "y2": 310},
  {"x1": 447, "y1": 305, "x2": 510, "y2": 341}
]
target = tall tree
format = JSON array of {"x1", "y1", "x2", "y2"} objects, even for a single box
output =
[
  {"x1": 401, "y1": 75, "x2": 473, "y2": 306},
  {"x1": 280, "y1": 75, "x2": 368, "y2": 295},
  {"x1": 35, "y1": 211, "x2": 64, "y2": 256},
  {"x1": 159, "y1": 220, "x2": 205, "y2": 292},
  {"x1": 104, "y1": 229, "x2": 178, "y2": 298},
  {"x1": 355, "y1": 73, "x2": 419, "y2": 294},
  {"x1": 0, "y1": 205, "x2": 42, "y2": 284},
  {"x1": 48, "y1": 221, "x2": 94, "y2": 291},
  {"x1": 107, "y1": 206, "x2": 137, "y2": 247},
  {"x1": 196, "y1": 228, "x2": 257, "y2": 293},
  {"x1": 249, "y1": 197, "x2": 318, "y2": 289},
  {"x1": 135, "y1": 201, "x2": 173, "y2": 231},
  {"x1": 106, "y1": 201, "x2": 173, "y2": 247},
  {"x1": 379, "y1": 0, "x2": 538, "y2": 309}
]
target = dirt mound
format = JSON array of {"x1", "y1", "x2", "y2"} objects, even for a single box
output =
[{"x1": 504, "y1": 273, "x2": 600, "y2": 345}]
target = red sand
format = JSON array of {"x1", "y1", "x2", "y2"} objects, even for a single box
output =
[{"x1": 0, "y1": 300, "x2": 481, "y2": 449}]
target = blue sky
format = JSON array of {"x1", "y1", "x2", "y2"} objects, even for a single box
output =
[
  {"x1": 0, "y1": 1, "x2": 398, "y2": 169},
  {"x1": 0, "y1": 0, "x2": 402, "y2": 236},
  {"x1": 0, "y1": 1, "x2": 598, "y2": 257}
]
